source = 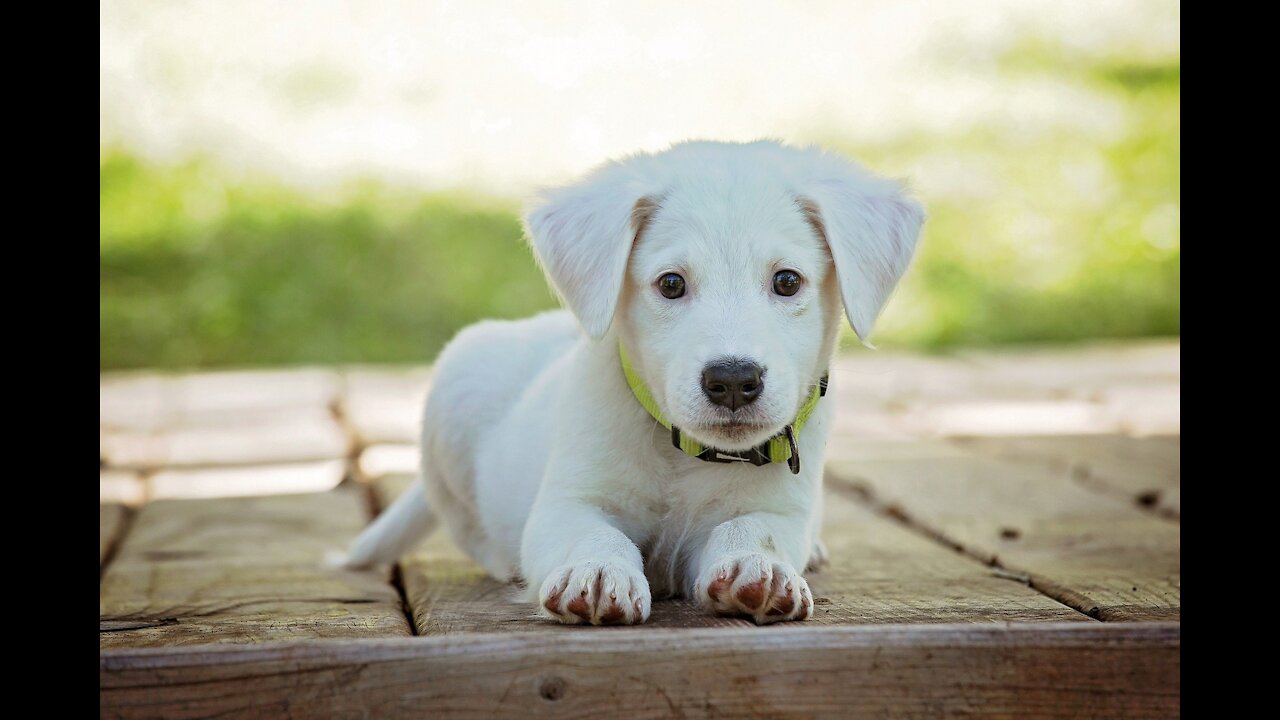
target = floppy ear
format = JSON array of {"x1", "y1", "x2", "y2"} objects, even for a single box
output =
[
  {"x1": 796, "y1": 163, "x2": 924, "y2": 346},
  {"x1": 524, "y1": 165, "x2": 661, "y2": 339}
]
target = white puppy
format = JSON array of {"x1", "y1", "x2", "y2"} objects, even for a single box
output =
[{"x1": 344, "y1": 140, "x2": 923, "y2": 625}]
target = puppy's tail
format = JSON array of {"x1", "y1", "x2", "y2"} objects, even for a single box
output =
[{"x1": 340, "y1": 481, "x2": 438, "y2": 569}]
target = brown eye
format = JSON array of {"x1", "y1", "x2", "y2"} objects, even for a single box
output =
[
  {"x1": 657, "y1": 272, "x2": 686, "y2": 299},
  {"x1": 773, "y1": 270, "x2": 802, "y2": 296}
]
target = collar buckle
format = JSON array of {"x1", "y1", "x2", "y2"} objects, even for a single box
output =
[
  {"x1": 697, "y1": 446, "x2": 772, "y2": 467},
  {"x1": 784, "y1": 424, "x2": 800, "y2": 474},
  {"x1": 672, "y1": 426, "x2": 772, "y2": 466}
]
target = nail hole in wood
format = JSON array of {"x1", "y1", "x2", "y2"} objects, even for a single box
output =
[{"x1": 539, "y1": 677, "x2": 566, "y2": 701}]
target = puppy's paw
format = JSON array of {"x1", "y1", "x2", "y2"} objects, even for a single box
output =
[
  {"x1": 538, "y1": 561, "x2": 651, "y2": 626},
  {"x1": 696, "y1": 554, "x2": 812, "y2": 624}
]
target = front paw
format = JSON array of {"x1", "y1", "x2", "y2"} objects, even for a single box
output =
[
  {"x1": 538, "y1": 561, "x2": 651, "y2": 625},
  {"x1": 696, "y1": 554, "x2": 812, "y2": 624}
]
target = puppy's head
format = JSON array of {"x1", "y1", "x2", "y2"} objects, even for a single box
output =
[{"x1": 525, "y1": 141, "x2": 923, "y2": 451}]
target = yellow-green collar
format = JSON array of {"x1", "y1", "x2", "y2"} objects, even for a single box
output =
[{"x1": 619, "y1": 342, "x2": 828, "y2": 474}]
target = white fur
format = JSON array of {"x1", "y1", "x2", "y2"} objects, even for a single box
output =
[{"x1": 344, "y1": 140, "x2": 923, "y2": 625}]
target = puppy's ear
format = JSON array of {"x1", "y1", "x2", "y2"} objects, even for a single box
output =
[
  {"x1": 524, "y1": 166, "x2": 661, "y2": 339},
  {"x1": 796, "y1": 159, "x2": 924, "y2": 346}
]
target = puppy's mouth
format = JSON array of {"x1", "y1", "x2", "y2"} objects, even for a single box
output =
[
  {"x1": 708, "y1": 419, "x2": 772, "y2": 432},
  {"x1": 686, "y1": 416, "x2": 783, "y2": 450}
]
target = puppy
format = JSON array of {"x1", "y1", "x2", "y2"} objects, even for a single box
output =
[{"x1": 343, "y1": 140, "x2": 923, "y2": 625}]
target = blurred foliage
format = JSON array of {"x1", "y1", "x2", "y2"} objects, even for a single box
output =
[
  {"x1": 832, "y1": 41, "x2": 1179, "y2": 350},
  {"x1": 100, "y1": 157, "x2": 557, "y2": 368},
  {"x1": 101, "y1": 42, "x2": 1177, "y2": 369}
]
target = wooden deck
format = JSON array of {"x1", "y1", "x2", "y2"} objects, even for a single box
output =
[{"x1": 100, "y1": 341, "x2": 1180, "y2": 718}]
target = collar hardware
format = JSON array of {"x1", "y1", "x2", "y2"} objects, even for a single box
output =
[
  {"x1": 785, "y1": 425, "x2": 800, "y2": 474},
  {"x1": 622, "y1": 342, "x2": 826, "y2": 475}
]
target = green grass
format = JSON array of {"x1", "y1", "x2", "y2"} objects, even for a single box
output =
[
  {"x1": 832, "y1": 45, "x2": 1179, "y2": 350},
  {"x1": 100, "y1": 157, "x2": 558, "y2": 368},
  {"x1": 100, "y1": 45, "x2": 1178, "y2": 370}
]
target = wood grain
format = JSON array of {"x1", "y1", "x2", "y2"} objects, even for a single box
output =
[
  {"x1": 953, "y1": 434, "x2": 1180, "y2": 518},
  {"x1": 380, "y1": 469, "x2": 1087, "y2": 635},
  {"x1": 828, "y1": 449, "x2": 1179, "y2": 621},
  {"x1": 372, "y1": 474, "x2": 727, "y2": 634},
  {"x1": 100, "y1": 622, "x2": 1180, "y2": 719},
  {"x1": 809, "y1": 475, "x2": 1088, "y2": 625},
  {"x1": 100, "y1": 489, "x2": 411, "y2": 647}
]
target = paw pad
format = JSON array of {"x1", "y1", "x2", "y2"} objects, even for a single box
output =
[
  {"x1": 538, "y1": 562, "x2": 651, "y2": 626},
  {"x1": 699, "y1": 555, "x2": 812, "y2": 624}
]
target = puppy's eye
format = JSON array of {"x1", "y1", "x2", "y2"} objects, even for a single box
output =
[
  {"x1": 772, "y1": 270, "x2": 802, "y2": 297},
  {"x1": 656, "y1": 273, "x2": 686, "y2": 299}
]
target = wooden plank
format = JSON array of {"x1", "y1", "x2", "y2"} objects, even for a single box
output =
[
  {"x1": 955, "y1": 341, "x2": 1180, "y2": 397},
  {"x1": 100, "y1": 428, "x2": 166, "y2": 470},
  {"x1": 167, "y1": 409, "x2": 349, "y2": 466},
  {"x1": 954, "y1": 343, "x2": 1180, "y2": 436},
  {"x1": 100, "y1": 368, "x2": 343, "y2": 432},
  {"x1": 100, "y1": 373, "x2": 173, "y2": 431},
  {"x1": 148, "y1": 460, "x2": 346, "y2": 500},
  {"x1": 826, "y1": 342, "x2": 1179, "y2": 440},
  {"x1": 899, "y1": 398, "x2": 1120, "y2": 436},
  {"x1": 828, "y1": 449, "x2": 1179, "y2": 621},
  {"x1": 376, "y1": 474, "x2": 753, "y2": 632},
  {"x1": 100, "y1": 623, "x2": 1180, "y2": 719},
  {"x1": 809, "y1": 475, "x2": 1088, "y2": 625},
  {"x1": 1095, "y1": 383, "x2": 1180, "y2": 436},
  {"x1": 170, "y1": 368, "x2": 341, "y2": 425},
  {"x1": 356, "y1": 443, "x2": 419, "y2": 482},
  {"x1": 824, "y1": 436, "x2": 973, "y2": 465},
  {"x1": 342, "y1": 366, "x2": 432, "y2": 445},
  {"x1": 101, "y1": 470, "x2": 147, "y2": 506},
  {"x1": 101, "y1": 503, "x2": 128, "y2": 568},
  {"x1": 100, "y1": 489, "x2": 412, "y2": 647},
  {"x1": 953, "y1": 435, "x2": 1180, "y2": 518},
  {"x1": 379, "y1": 468, "x2": 1087, "y2": 635},
  {"x1": 825, "y1": 350, "x2": 983, "y2": 443},
  {"x1": 101, "y1": 409, "x2": 351, "y2": 470}
]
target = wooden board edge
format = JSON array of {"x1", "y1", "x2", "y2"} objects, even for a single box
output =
[{"x1": 101, "y1": 622, "x2": 1179, "y2": 718}]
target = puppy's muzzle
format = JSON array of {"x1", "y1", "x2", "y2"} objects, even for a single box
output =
[{"x1": 702, "y1": 360, "x2": 764, "y2": 411}]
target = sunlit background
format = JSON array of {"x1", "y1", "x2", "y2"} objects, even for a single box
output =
[{"x1": 100, "y1": 0, "x2": 1179, "y2": 369}]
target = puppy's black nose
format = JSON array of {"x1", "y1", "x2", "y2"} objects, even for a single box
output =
[{"x1": 702, "y1": 361, "x2": 764, "y2": 410}]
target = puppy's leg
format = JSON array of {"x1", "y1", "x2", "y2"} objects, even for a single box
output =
[
  {"x1": 523, "y1": 496, "x2": 651, "y2": 626},
  {"x1": 691, "y1": 512, "x2": 813, "y2": 625},
  {"x1": 806, "y1": 539, "x2": 830, "y2": 572}
]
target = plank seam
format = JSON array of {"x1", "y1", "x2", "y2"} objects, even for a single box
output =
[
  {"x1": 100, "y1": 505, "x2": 137, "y2": 581},
  {"x1": 824, "y1": 470, "x2": 1103, "y2": 623},
  {"x1": 362, "y1": 476, "x2": 419, "y2": 637},
  {"x1": 330, "y1": 375, "x2": 366, "y2": 485},
  {"x1": 1068, "y1": 463, "x2": 1180, "y2": 523},
  {"x1": 946, "y1": 436, "x2": 1181, "y2": 524}
]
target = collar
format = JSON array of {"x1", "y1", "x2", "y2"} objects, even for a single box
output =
[{"x1": 619, "y1": 342, "x2": 828, "y2": 474}]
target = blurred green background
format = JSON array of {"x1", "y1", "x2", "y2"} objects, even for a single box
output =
[{"x1": 100, "y1": 5, "x2": 1178, "y2": 370}]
